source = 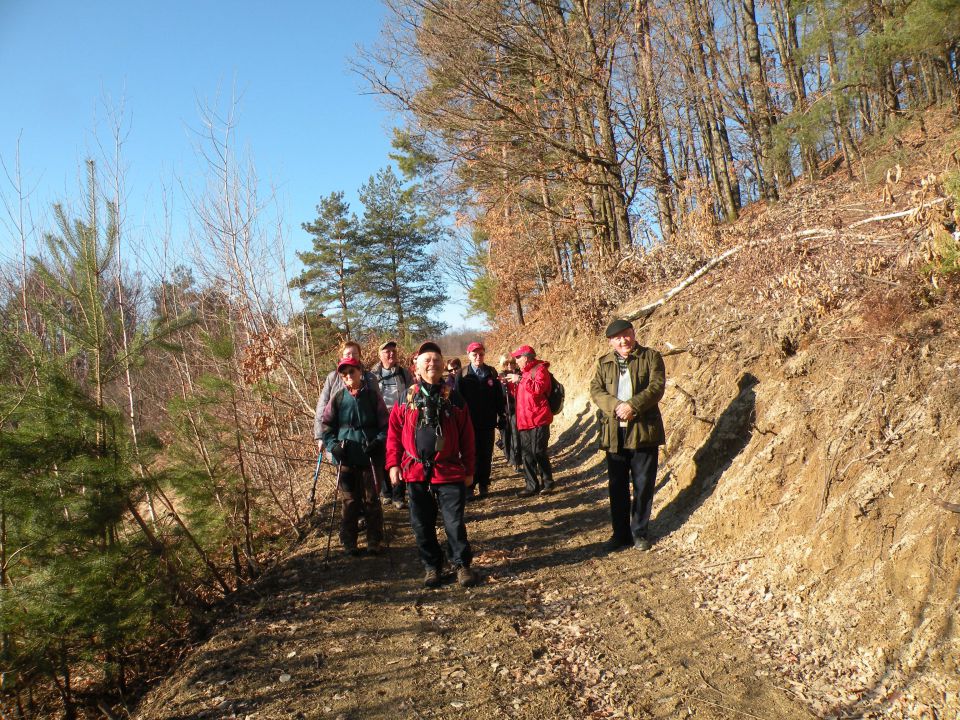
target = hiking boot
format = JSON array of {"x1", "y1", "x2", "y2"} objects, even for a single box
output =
[
  {"x1": 633, "y1": 537, "x2": 652, "y2": 552},
  {"x1": 477, "y1": 485, "x2": 489, "y2": 499},
  {"x1": 392, "y1": 499, "x2": 406, "y2": 510},
  {"x1": 517, "y1": 488, "x2": 537, "y2": 498},
  {"x1": 457, "y1": 566, "x2": 478, "y2": 587},
  {"x1": 540, "y1": 484, "x2": 555, "y2": 495},
  {"x1": 603, "y1": 536, "x2": 632, "y2": 553},
  {"x1": 423, "y1": 567, "x2": 442, "y2": 588},
  {"x1": 368, "y1": 542, "x2": 382, "y2": 555},
  {"x1": 381, "y1": 496, "x2": 393, "y2": 506},
  {"x1": 344, "y1": 544, "x2": 362, "y2": 557}
]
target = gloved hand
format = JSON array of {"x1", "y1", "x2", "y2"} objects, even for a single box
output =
[
  {"x1": 330, "y1": 442, "x2": 346, "y2": 464},
  {"x1": 364, "y1": 437, "x2": 384, "y2": 455}
]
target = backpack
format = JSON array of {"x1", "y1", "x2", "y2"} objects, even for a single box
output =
[{"x1": 547, "y1": 372, "x2": 565, "y2": 415}]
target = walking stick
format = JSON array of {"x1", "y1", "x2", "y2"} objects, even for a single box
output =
[
  {"x1": 307, "y1": 451, "x2": 324, "y2": 518},
  {"x1": 324, "y1": 460, "x2": 343, "y2": 564}
]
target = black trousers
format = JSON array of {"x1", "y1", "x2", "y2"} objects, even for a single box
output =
[
  {"x1": 473, "y1": 427, "x2": 495, "y2": 490},
  {"x1": 519, "y1": 425, "x2": 553, "y2": 492},
  {"x1": 501, "y1": 412, "x2": 521, "y2": 468},
  {"x1": 606, "y1": 436, "x2": 658, "y2": 543},
  {"x1": 374, "y1": 447, "x2": 404, "y2": 502},
  {"x1": 407, "y1": 481, "x2": 472, "y2": 571}
]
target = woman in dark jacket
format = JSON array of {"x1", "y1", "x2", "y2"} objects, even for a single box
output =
[{"x1": 498, "y1": 354, "x2": 522, "y2": 471}]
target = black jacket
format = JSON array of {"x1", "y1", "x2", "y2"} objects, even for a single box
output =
[{"x1": 458, "y1": 363, "x2": 505, "y2": 431}]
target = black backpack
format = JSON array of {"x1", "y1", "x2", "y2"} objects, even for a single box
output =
[{"x1": 547, "y1": 372, "x2": 565, "y2": 414}]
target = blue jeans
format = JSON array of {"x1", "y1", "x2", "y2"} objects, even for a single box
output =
[
  {"x1": 406, "y1": 481, "x2": 472, "y2": 570},
  {"x1": 606, "y1": 437, "x2": 658, "y2": 543}
]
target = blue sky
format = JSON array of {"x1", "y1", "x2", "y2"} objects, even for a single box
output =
[{"x1": 0, "y1": 0, "x2": 477, "y2": 328}]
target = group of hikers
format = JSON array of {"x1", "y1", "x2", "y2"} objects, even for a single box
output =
[{"x1": 313, "y1": 317, "x2": 666, "y2": 589}]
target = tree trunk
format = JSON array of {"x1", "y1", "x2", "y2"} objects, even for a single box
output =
[{"x1": 742, "y1": 0, "x2": 779, "y2": 200}]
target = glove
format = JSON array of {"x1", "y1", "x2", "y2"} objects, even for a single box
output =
[
  {"x1": 364, "y1": 437, "x2": 384, "y2": 455},
  {"x1": 330, "y1": 442, "x2": 346, "y2": 464}
]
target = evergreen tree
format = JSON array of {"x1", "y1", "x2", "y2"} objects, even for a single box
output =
[
  {"x1": 357, "y1": 166, "x2": 447, "y2": 340},
  {"x1": 290, "y1": 192, "x2": 363, "y2": 337},
  {"x1": 0, "y1": 336, "x2": 171, "y2": 719}
]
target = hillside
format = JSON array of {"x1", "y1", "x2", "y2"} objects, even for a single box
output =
[{"x1": 129, "y1": 117, "x2": 960, "y2": 720}]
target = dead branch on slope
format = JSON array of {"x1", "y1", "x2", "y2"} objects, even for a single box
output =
[{"x1": 624, "y1": 196, "x2": 949, "y2": 325}]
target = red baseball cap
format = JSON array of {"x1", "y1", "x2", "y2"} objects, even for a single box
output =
[
  {"x1": 337, "y1": 357, "x2": 362, "y2": 373},
  {"x1": 511, "y1": 345, "x2": 535, "y2": 358},
  {"x1": 466, "y1": 341, "x2": 484, "y2": 353}
]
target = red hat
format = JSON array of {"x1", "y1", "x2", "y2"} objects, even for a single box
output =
[
  {"x1": 337, "y1": 357, "x2": 362, "y2": 373},
  {"x1": 466, "y1": 341, "x2": 484, "y2": 353},
  {"x1": 511, "y1": 345, "x2": 535, "y2": 358},
  {"x1": 416, "y1": 341, "x2": 442, "y2": 356}
]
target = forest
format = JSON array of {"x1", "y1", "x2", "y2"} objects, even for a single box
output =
[{"x1": 2, "y1": 0, "x2": 959, "y2": 717}]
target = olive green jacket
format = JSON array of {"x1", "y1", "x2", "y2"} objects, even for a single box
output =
[{"x1": 589, "y1": 345, "x2": 666, "y2": 452}]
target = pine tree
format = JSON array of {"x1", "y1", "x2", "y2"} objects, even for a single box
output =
[
  {"x1": 0, "y1": 336, "x2": 170, "y2": 719},
  {"x1": 291, "y1": 192, "x2": 364, "y2": 337},
  {"x1": 356, "y1": 166, "x2": 448, "y2": 340}
]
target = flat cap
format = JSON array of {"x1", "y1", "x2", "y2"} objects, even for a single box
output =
[
  {"x1": 604, "y1": 319, "x2": 634, "y2": 338},
  {"x1": 378, "y1": 340, "x2": 398, "y2": 351}
]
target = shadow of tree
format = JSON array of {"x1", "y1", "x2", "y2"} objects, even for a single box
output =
[{"x1": 653, "y1": 372, "x2": 758, "y2": 539}]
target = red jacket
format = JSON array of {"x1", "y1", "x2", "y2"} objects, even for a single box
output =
[
  {"x1": 386, "y1": 384, "x2": 476, "y2": 484},
  {"x1": 516, "y1": 359, "x2": 553, "y2": 430}
]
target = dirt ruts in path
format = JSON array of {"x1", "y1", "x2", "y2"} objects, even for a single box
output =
[{"x1": 135, "y1": 455, "x2": 812, "y2": 720}]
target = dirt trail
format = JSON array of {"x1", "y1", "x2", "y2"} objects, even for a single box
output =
[{"x1": 136, "y1": 428, "x2": 814, "y2": 720}]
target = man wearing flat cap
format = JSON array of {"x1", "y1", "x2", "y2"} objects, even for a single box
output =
[
  {"x1": 371, "y1": 340, "x2": 414, "y2": 508},
  {"x1": 589, "y1": 319, "x2": 666, "y2": 553},
  {"x1": 386, "y1": 341, "x2": 478, "y2": 588}
]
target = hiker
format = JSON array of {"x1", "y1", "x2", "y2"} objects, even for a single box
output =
[
  {"x1": 370, "y1": 340, "x2": 414, "y2": 509},
  {"x1": 320, "y1": 357, "x2": 389, "y2": 556},
  {"x1": 509, "y1": 344, "x2": 555, "y2": 497},
  {"x1": 498, "y1": 354, "x2": 522, "y2": 472},
  {"x1": 386, "y1": 341, "x2": 478, "y2": 588},
  {"x1": 457, "y1": 342, "x2": 505, "y2": 500},
  {"x1": 589, "y1": 318, "x2": 665, "y2": 553},
  {"x1": 314, "y1": 341, "x2": 382, "y2": 459},
  {"x1": 444, "y1": 357, "x2": 461, "y2": 390}
]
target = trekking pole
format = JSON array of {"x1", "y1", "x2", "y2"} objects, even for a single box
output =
[
  {"x1": 307, "y1": 451, "x2": 324, "y2": 518},
  {"x1": 324, "y1": 460, "x2": 343, "y2": 564},
  {"x1": 370, "y1": 457, "x2": 394, "y2": 571}
]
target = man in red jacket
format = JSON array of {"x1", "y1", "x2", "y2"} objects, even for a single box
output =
[
  {"x1": 386, "y1": 341, "x2": 478, "y2": 588},
  {"x1": 509, "y1": 345, "x2": 555, "y2": 497}
]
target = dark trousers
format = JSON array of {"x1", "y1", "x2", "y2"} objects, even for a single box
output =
[
  {"x1": 407, "y1": 481, "x2": 472, "y2": 570},
  {"x1": 339, "y1": 467, "x2": 383, "y2": 548},
  {"x1": 519, "y1": 425, "x2": 553, "y2": 493},
  {"x1": 372, "y1": 447, "x2": 403, "y2": 502},
  {"x1": 606, "y1": 436, "x2": 658, "y2": 543},
  {"x1": 473, "y1": 427, "x2": 495, "y2": 490},
  {"x1": 501, "y1": 413, "x2": 521, "y2": 468}
]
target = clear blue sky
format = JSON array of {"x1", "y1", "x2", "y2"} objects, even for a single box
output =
[{"x1": 0, "y1": 0, "x2": 477, "y2": 328}]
